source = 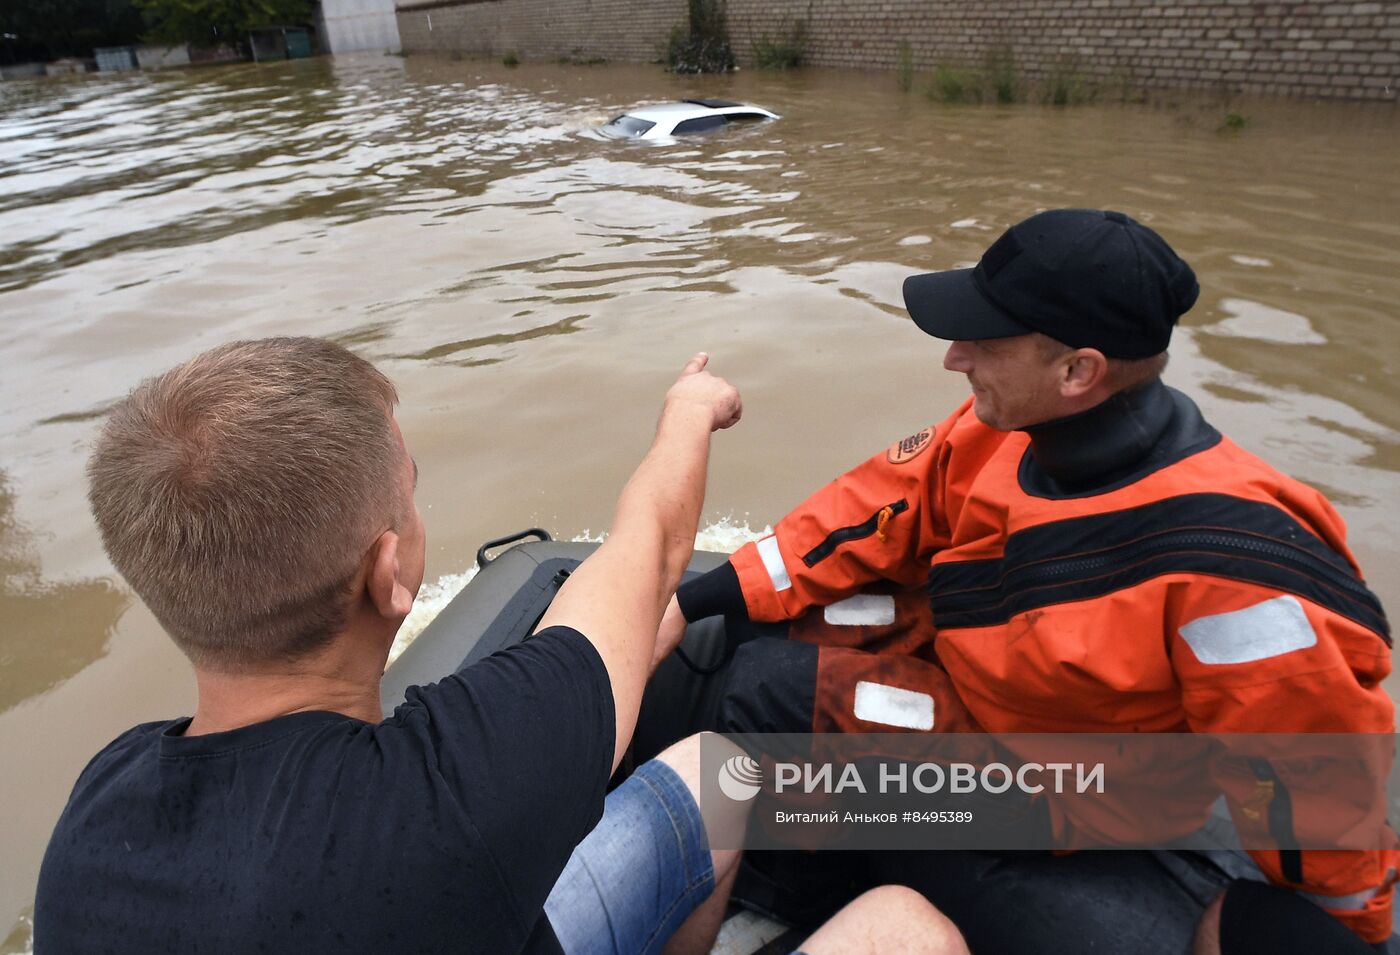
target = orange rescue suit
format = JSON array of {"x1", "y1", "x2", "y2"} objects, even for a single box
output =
[{"x1": 722, "y1": 395, "x2": 1396, "y2": 943}]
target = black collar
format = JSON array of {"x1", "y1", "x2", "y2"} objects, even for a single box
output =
[{"x1": 1018, "y1": 379, "x2": 1218, "y2": 497}]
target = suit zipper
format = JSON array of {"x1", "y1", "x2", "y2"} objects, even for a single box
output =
[{"x1": 802, "y1": 499, "x2": 908, "y2": 568}]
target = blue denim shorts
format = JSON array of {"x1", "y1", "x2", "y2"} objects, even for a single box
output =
[{"x1": 545, "y1": 758, "x2": 716, "y2": 955}]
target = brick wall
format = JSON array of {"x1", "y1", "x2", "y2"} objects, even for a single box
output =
[{"x1": 395, "y1": 0, "x2": 1400, "y2": 101}]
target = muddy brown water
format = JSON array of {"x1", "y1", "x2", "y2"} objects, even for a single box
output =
[{"x1": 2, "y1": 54, "x2": 1398, "y2": 948}]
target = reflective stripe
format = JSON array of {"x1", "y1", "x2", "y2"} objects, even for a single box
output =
[
  {"x1": 1296, "y1": 872, "x2": 1394, "y2": 912},
  {"x1": 853, "y1": 681, "x2": 934, "y2": 730},
  {"x1": 1179, "y1": 595, "x2": 1317, "y2": 665},
  {"x1": 756, "y1": 535, "x2": 791, "y2": 593},
  {"x1": 824, "y1": 594, "x2": 897, "y2": 627}
]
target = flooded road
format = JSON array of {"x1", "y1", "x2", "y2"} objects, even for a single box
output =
[{"x1": 2, "y1": 54, "x2": 1398, "y2": 947}]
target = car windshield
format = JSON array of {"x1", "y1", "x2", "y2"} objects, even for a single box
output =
[{"x1": 601, "y1": 115, "x2": 656, "y2": 137}]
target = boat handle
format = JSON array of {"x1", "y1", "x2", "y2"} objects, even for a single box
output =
[{"x1": 476, "y1": 527, "x2": 553, "y2": 567}]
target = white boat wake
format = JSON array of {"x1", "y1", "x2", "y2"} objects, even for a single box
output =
[{"x1": 387, "y1": 517, "x2": 770, "y2": 667}]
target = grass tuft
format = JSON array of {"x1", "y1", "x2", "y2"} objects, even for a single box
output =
[
  {"x1": 752, "y1": 19, "x2": 807, "y2": 70},
  {"x1": 896, "y1": 41, "x2": 914, "y2": 92},
  {"x1": 984, "y1": 46, "x2": 1019, "y2": 103},
  {"x1": 927, "y1": 63, "x2": 982, "y2": 103},
  {"x1": 1043, "y1": 55, "x2": 1091, "y2": 105}
]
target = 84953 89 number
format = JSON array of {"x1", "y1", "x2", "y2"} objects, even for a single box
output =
[{"x1": 905, "y1": 810, "x2": 972, "y2": 823}]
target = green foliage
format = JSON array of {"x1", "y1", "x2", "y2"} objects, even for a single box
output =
[
  {"x1": 502, "y1": 50, "x2": 519, "y2": 66},
  {"x1": 1, "y1": 0, "x2": 144, "y2": 60},
  {"x1": 1220, "y1": 112, "x2": 1247, "y2": 130},
  {"x1": 927, "y1": 63, "x2": 981, "y2": 104},
  {"x1": 1043, "y1": 55, "x2": 1091, "y2": 105},
  {"x1": 666, "y1": 0, "x2": 734, "y2": 73},
  {"x1": 895, "y1": 41, "x2": 914, "y2": 93},
  {"x1": 135, "y1": 0, "x2": 313, "y2": 52},
  {"x1": 984, "y1": 46, "x2": 1019, "y2": 104},
  {"x1": 752, "y1": 18, "x2": 806, "y2": 70},
  {"x1": 910, "y1": 50, "x2": 1113, "y2": 110},
  {"x1": 1107, "y1": 66, "x2": 1146, "y2": 104}
]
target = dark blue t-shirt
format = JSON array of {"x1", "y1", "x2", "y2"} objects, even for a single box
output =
[{"x1": 34, "y1": 626, "x2": 615, "y2": 954}]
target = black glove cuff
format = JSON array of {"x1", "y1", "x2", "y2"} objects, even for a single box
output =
[{"x1": 676, "y1": 562, "x2": 747, "y2": 622}]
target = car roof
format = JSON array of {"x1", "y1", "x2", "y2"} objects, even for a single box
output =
[
  {"x1": 618, "y1": 101, "x2": 779, "y2": 122},
  {"x1": 683, "y1": 98, "x2": 742, "y2": 108}
]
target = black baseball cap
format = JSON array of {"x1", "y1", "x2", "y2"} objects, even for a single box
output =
[{"x1": 902, "y1": 209, "x2": 1200, "y2": 359}]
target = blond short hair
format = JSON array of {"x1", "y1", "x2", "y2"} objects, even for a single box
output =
[{"x1": 88, "y1": 338, "x2": 403, "y2": 672}]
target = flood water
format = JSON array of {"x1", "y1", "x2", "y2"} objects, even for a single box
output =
[{"x1": 2, "y1": 53, "x2": 1399, "y2": 948}]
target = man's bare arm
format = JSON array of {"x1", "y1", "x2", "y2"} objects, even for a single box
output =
[{"x1": 534, "y1": 353, "x2": 741, "y2": 771}]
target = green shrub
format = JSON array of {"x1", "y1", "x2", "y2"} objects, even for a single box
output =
[
  {"x1": 558, "y1": 49, "x2": 608, "y2": 65},
  {"x1": 1220, "y1": 112, "x2": 1247, "y2": 130},
  {"x1": 752, "y1": 19, "x2": 807, "y2": 70},
  {"x1": 896, "y1": 41, "x2": 914, "y2": 92},
  {"x1": 1043, "y1": 56, "x2": 1091, "y2": 105},
  {"x1": 502, "y1": 50, "x2": 520, "y2": 67},
  {"x1": 666, "y1": 0, "x2": 735, "y2": 73},
  {"x1": 927, "y1": 63, "x2": 981, "y2": 104},
  {"x1": 984, "y1": 46, "x2": 1020, "y2": 103}
]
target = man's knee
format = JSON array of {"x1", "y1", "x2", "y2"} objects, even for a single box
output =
[
  {"x1": 653, "y1": 732, "x2": 703, "y2": 792},
  {"x1": 800, "y1": 885, "x2": 969, "y2": 955},
  {"x1": 652, "y1": 732, "x2": 747, "y2": 877},
  {"x1": 853, "y1": 886, "x2": 965, "y2": 947}
]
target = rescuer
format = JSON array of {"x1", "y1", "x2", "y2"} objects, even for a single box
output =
[{"x1": 655, "y1": 209, "x2": 1395, "y2": 952}]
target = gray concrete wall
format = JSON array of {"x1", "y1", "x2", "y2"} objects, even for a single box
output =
[
  {"x1": 135, "y1": 44, "x2": 192, "y2": 69},
  {"x1": 320, "y1": 0, "x2": 403, "y2": 54},
  {"x1": 394, "y1": 0, "x2": 1400, "y2": 101}
]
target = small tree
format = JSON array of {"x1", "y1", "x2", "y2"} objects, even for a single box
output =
[
  {"x1": 666, "y1": 0, "x2": 734, "y2": 74},
  {"x1": 135, "y1": 0, "x2": 314, "y2": 53}
]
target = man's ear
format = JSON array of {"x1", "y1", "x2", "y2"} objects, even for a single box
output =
[
  {"x1": 366, "y1": 530, "x2": 415, "y2": 621},
  {"x1": 1061, "y1": 348, "x2": 1109, "y2": 399}
]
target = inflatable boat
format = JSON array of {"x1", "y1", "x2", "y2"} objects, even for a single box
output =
[
  {"x1": 381, "y1": 529, "x2": 728, "y2": 711},
  {"x1": 379, "y1": 531, "x2": 1398, "y2": 955},
  {"x1": 380, "y1": 530, "x2": 813, "y2": 952}
]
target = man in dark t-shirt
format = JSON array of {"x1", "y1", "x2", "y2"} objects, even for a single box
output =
[
  {"x1": 39, "y1": 627, "x2": 613, "y2": 952},
  {"x1": 35, "y1": 338, "x2": 974, "y2": 955},
  {"x1": 34, "y1": 338, "x2": 743, "y2": 953}
]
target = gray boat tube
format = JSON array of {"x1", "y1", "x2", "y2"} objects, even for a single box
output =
[{"x1": 381, "y1": 537, "x2": 727, "y2": 716}]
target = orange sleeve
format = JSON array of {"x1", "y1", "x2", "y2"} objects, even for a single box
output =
[{"x1": 729, "y1": 400, "x2": 972, "y2": 623}]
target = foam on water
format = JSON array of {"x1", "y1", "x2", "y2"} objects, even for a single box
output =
[
  {"x1": 692, "y1": 515, "x2": 774, "y2": 554},
  {"x1": 385, "y1": 518, "x2": 771, "y2": 666},
  {"x1": 387, "y1": 568, "x2": 481, "y2": 665}
]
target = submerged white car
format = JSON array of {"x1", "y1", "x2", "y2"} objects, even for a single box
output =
[{"x1": 599, "y1": 99, "x2": 780, "y2": 139}]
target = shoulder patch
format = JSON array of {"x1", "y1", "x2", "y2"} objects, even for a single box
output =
[{"x1": 888, "y1": 427, "x2": 934, "y2": 465}]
